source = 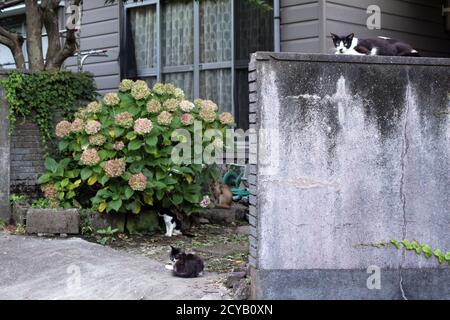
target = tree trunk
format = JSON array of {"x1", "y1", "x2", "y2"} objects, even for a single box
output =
[
  {"x1": 42, "y1": 0, "x2": 62, "y2": 69},
  {"x1": 25, "y1": 0, "x2": 45, "y2": 70}
]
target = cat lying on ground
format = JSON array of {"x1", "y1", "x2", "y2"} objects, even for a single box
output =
[
  {"x1": 165, "y1": 246, "x2": 204, "y2": 278},
  {"x1": 331, "y1": 33, "x2": 420, "y2": 57}
]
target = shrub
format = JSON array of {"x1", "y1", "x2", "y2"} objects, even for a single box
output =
[
  {"x1": 1, "y1": 70, "x2": 98, "y2": 155},
  {"x1": 38, "y1": 80, "x2": 234, "y2": 217}
]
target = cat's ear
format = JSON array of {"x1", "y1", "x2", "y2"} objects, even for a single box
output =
[
  {"x1": 330, "y1": 33, "x2": 338, "y2": 41},
  {"x1": 346, "y1": 33, "x2": 355, "y2": 42}
]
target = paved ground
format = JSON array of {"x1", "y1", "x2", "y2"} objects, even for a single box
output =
[{"x1": 0, "y1": 232, "x2": 231, "y2": 300}]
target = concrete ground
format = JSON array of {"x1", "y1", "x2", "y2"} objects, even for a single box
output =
[{"x1": 0, "y1": 232, "x2": 231, "y2": 300}]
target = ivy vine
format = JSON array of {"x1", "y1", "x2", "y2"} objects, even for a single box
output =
[
  {"x1": 1, "y1": 70, "x2": 98, "y2": 155},
  {"x1": 361, "y1": 240, "x2": 450, "y2": 265}
]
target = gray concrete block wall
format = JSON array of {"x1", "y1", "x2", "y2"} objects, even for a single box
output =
[{"x1": 250, "y1": 52, "x2": 450, "y2": 299}]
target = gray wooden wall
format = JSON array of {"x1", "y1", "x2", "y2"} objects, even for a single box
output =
[
  {"x1": 280, "y1": 0, "x2": 450, "y2": 57},
  {"x1": 64, "y1": 0, "x2": 121, "y2": 95}
]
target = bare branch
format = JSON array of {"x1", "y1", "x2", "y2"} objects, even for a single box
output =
[{"x1": 0, "y1": 24, "x2": 25, "y2": 68}]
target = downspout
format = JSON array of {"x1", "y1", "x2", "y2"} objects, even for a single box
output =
[{"x1": 274, "y1": 0, "x2": 280, "y2": 52}]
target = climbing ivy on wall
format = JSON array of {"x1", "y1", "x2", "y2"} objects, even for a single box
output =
[{"x1": 1, "y1": 70, "x2": 98, "y2": 155}]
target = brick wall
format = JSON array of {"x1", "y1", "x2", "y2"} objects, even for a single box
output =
[
  {"x1": 248, "y1": 56, "x2": 258, "y2": 271},
  {"x1": 10, "y1": 119, "x2": 45, "y2": 194}
]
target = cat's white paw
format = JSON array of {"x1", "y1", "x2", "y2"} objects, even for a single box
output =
[
  {"x1": 165, "y1": 264, "x2": 174, "y2": 270},
  {"x1": 173, "y1": 229, "x2": 182, "y2": 236}
]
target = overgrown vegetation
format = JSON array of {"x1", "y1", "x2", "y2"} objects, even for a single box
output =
[
  {"x1": 38, "y1": 80, "x2": 233, "y2": 220},
  {"x1": 1, "y1": 70, "x2": 97, "y2": 154}
]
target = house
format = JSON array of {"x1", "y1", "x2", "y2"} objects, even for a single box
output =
[{"x1": 0, "y1": 0, "x2": 449, "y2": 130}]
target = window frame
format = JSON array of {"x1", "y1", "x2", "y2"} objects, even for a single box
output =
[{"x1": 123, "y1": 0, "x2": 235, "y2": 115}]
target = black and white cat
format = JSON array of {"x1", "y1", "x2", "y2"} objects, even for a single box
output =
[
  {"x1": 331, "y1": 33, "x2": 420, "y2": 57},
  {"x1": 157, "y1": 207, "x2": 182, "y2": 237},
  {"x1": 165, "y1": 246, "x2": 204, "y2": 278}
]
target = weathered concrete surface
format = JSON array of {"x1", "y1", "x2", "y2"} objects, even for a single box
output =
[
  {"x1": 26, "y1": 209, "x2": 80, "y2": 234},
  {"x1": 250, "y1": 53, "x2": 450, "y2": 299},
  {"x1": 0, "y1": 73, "x2": 10, "y2": 222},
  {"x1": 0, "y1": 233, "x2": 230, "y2": 300}
]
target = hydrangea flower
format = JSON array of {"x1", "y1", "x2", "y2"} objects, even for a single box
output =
[
  {"x1": 152, "y1": 83, "x2": 166, "y2": 95},
  {"x1": 212, "y1": 138, "x2": 224, "y2": 149},
  {"x1": 80, "y1": 148, "x2": 100, "y2": 166},
  {"x1": 113, "y1": 141, "x2": 125, "y2": 151},
  {"x1": 180, "y1": 100, "x2": 194, "y2": 112},
  {"x1": 85, "y1": 120, "x2": 102, "y2": 135},
  {"x1": 42, "y1": 184, "x2": 57, "y2": 200},
  {"x1": 131, "y1": 80, "x2": 151, "y2": 100},
  {"x1": 200, "y1": 195, "x2": 211, "y2": 208},
  {"x1": 119, "y1": 79, "x2": 134, "y2": 92},
  {"x1": 157, "y1": 111, "x2": 173, "y2": 126},
  {"x1": 174, "y1": 88, "x2": 185, "y2": 100},
  {"x1": 55, "y1": 120, "x2": 72, "y2": 138},
  {"x1": 198, "y1": 109, "x2": 216, "y2": 123},
  {"x1": 147, "y1": 99, "x2": 162, "y2": 113},
  {"x1": 89, "y1": 134, "x2": 106, "y2": 146},
  {"x1": 128, "y1": 173, "x2": 147, "y2": 191},
  {"x1": 86, "y1": 101, "x2": 102, "y2": 114},
  {"x1": 199, "y1": 99, "x2": 218, "y2": 112},
  {"x1": 219, "y1": 112, "x2": 234, "y2": 125},
  {"x1": 180, "y1": 113, "x2": 194, "y2": 126},
  {"x1": 104, "y1": 159, "x2": 126, "y2": 178},
  {"x1": 163, "y1": 98, "x2": 179, "y2": 112},
  {"x1": 74, "y1": 107, "x2": 89, "y2": 120},
  {"x1": 70, "y1": 118, "x2": 84, "y2": 133},
  {"x1": 134, "y1": 118, "x2": 153, "y2": 135},
  {"x1": 103, "y1": 92, "x2": 120, "y2": 106},
  {"x1": 115, "y1": 112, "x2": 134, "y2": 128}
]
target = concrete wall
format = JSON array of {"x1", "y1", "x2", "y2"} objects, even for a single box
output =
[
  {"x1": 0, "y1": 72, "x2": 10, "y2": 221},
  {"x1": 280, "y1": 0, "x2": 450, "y2": 57},
  {"x1": 249, "y1": 52, "x2": 450, "y2": 299}
]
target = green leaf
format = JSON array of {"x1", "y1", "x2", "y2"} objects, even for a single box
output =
[
  {"x1": 44, "y1": 157, "x2": 58, "y2": 173},
  {"x1": 128, "y1": 139, "x2": 143, "y2": 151},
  {"x1": 445, "y1": 252, "x2": 450, "y2": 262},
  {"x1": 145, "y1": 135, "x2": 158, "y2": 147},
  {"x1": 59, "y1": 140, "x2": 69, "y2": 151},
  {"x1": 390, "y1": 240, "x2": 401, "y2": 249},
  {"x1": 60, "y1": 178, "x2": 70, "y2": 188},
  {"x1": 172, "y1": 194, "x2": 183, "y2": 205},
  {"x1": 156, "y1": 170, "x2": 166, "y2": 181},
  {"x1": 80, "y1": 167, "x2": 93, "y2": 181},
  {"x1": 98, "y1": 174, "x2": 109, "y2": 186},
  {"x1": 124, "y1": 187, "x2": 134, "y2": 200},
  {"x1": 184, "y1": 193, "x2": 200, "y2": 204},
  {"x1": 108, "y1": 199, "x2": 122, "y2": 212},
  {"x1": 38, "y1": 173, "x2": 52, "y2": 184}
]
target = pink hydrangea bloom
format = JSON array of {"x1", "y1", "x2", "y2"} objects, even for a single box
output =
[
  {"x1": 55, "y1": 120, "x2": 72, "y2": 138},
  {"x1": 134, "y1": 118, "x2": 153, "y2": 135},
  {"x1": 85, "y1": 120, "x2": 102, "y2": 135},
  {"x1": 80, "y1": 148, "x2": 100, "y2": 166},
  {"x1": 128, "y1": 173, "x2": 147, "y2": 191},
  {"x1": 104, "y1": 159, "x2": 126, "y2": 177}
]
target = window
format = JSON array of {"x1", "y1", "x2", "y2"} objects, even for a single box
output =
[{"x1": 124, "y1": 0, "x2": 273, "y2": 127}]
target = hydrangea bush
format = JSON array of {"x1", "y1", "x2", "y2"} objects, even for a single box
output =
[{"x1": 38, "y1": 80, "x2": 234, "y2": 215}]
